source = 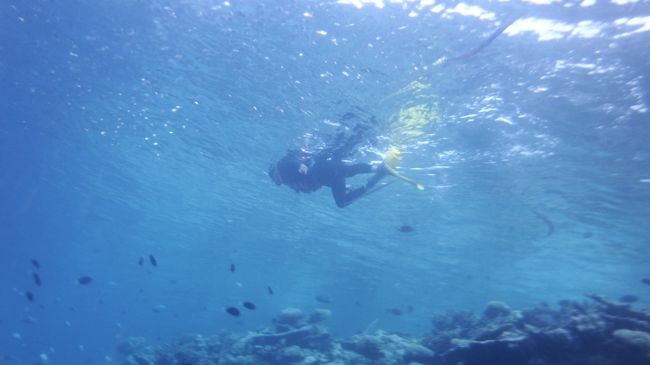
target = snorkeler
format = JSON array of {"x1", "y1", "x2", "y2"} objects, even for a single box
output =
[
  {"x1": 269, "y1": 148, "x2": 395, "y2": 208},
  {"x1": 269, "y1": 120, "x2": 404, "y2": 208},
  {"x1": 269, "y1": 111, "x2": 427, "y2": 208}
]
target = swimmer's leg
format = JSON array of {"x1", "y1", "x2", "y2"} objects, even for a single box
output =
[
  {"x1": 343, "y1": 163, "x2": 374, "y2": 177},
  {"x1": 331, "y1": 178, "x2": 367, "y2": 208},
  {"x1": 343, "y1": 162, "x2": 388, "y2": 192},
  {"x1": 331, "y1": 165, "x2": 388, "y2": 208}
]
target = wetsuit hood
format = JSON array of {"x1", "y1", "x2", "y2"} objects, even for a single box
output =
[{"x1": 269, "y1": 150, "x2": 319, "y2": 192}]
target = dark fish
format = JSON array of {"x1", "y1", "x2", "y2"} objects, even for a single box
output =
[
  {"x1": 242, "y1": 301, "x2": 256, "y2": 310},
  {"x1": 267, "y1": 286, "x2": 274, "y2": 295},
  {"x1": 225, "y1": 307, "x2": 240, "y2": 317},
  {"x1": 148, "y1": 254, "x2": 157, "y2": 267},
  {"x1": 25, "y1": 291, "x2": 34, "y2": 302},
  {"x1": 315, "y1": 294, "x2": 331, "y2": 304},
  {"x1": 398, "y1": 224, "x2": 414, "y2": 233},
  {"x1": 138, "y1": 256, "x2": 144, "y2": 266},
  {"x1": 32, "y1": 272, "x2": 41, "y2": 287},
  {"x1": 619, "y1": 294, "x2": 639, "y2": 303},
  {"x1": 387, "y1": 308, "x2": 402, "y2": 316},
  {"x1": 341, "y1": 112, "x2": 358, "y2": 120},
  {"x1": 31, "y1": 259, "x2": 41, "y2": 269},
  {"x1": 230, "y1": 263, "x2": 236, "y2": 272},
  {"x1": 78, "y1": 276, "x2": 93, "y2": 285},
  {"x1": 582, "y1": 232, "x2": 593, "y2": 238},
  {"x1": 642, "y1": 278, "x2": 650, "y2": 286}
]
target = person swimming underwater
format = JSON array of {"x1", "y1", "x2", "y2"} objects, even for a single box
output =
[
  {"x1": 269, "y1": 119, "x2": 404, "y2": 208},
  {"x1": 269, "y1": 148, "x2": 392, "y2": 208}
]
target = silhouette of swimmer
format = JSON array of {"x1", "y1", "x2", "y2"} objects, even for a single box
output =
[{"x1": 269, "y1": 125, "x2": 392, "y2": 208}]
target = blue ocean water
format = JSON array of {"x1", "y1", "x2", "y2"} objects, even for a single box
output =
[{"x1": 1, "y1": 0, "x2": 650, "y2": 363}]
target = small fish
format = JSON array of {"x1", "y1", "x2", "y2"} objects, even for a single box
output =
[
  {"x1": 33, "y1": 272, "x2": 41, "y2": 286},
  {"x1": 148, "y1": 254, "x2": 157, "y2": 267},
  {"x1": 230, "y1": 263, "x2": 236, "y2": 273},
  {"x1": 641, "y1": 278, "x2": 650, "y2": 286},
  {"x1": 619, "y1": 294, "x2": 639, "y2": 303},
  {"x1": 242, "y1": 301, "x2": 256, "y2": 310},
  {"x1": 267, "y1": 286, "x2": 274, "y2": 295},
  {"x1": 25, "y1": 291, "x2": 34, "y2": 302},
  {"x1": 225, "y1": 307, "x2": 240, "y2": 317},
  {"x1": 387, "y1": 308, "x2": 403, "y2": 316},
  {"x1": 398, "y1": 224, "x2": 414, "y2": 233},
  {"x1": 21, "y1": 316, "x2": 37, "y2": 324},
  {"x1": 138, "y1": 256, "x2": 143, "y2": 266},
  {"x1": 31, "y1": 259, "x2": 41, "y2": 269},
  {"x1": 152, "y1": 304, "x2": 167, "y2": 313},
  {"x1": 78, "y1": 276, "x2": 93, "y2": 285},
  {"x1": 315, "y1": 294, "x2": 331, "y2": 304},
  {"x1": 582, "y1": 232, "x2": 593, "y2": 238}
]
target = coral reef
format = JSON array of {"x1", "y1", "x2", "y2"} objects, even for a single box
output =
[
  {"x1": 423, "y1": 294, "x2": 650, "y2": 365},
  {"x1": 342, "y1": 331, "x2": 434, "y2": 364},
  {"x1": 116, "y1": 296, "x2": 650, "y2": 365}
]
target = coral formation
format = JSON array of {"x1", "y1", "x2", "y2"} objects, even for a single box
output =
[
  {"x1": 116, "y1": 296, "x2": 650, "y2": 365},
  {"x1": 423, "y1": 294, "x2": 650, "y2": 365}
]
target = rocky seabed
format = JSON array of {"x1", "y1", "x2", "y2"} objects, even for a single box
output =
[{"x1": 117, "y1": 295, "x2": 650, "y2": 365}]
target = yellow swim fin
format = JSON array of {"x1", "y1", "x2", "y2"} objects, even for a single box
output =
[
  {"x1": 383, "y1": 147, "x2": 402, "y2": 169},
  {"x1": 382, "y1": 148, "x2": 424, "y2": 191}
]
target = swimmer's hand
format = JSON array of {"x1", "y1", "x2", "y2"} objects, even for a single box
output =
[{"x1": 299, "y1": 163, "x2": 309, "y2": 174}]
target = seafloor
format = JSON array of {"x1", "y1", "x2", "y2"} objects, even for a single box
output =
[{"x1": 117, "y1": 295, "x2": 650, "y2": 365}]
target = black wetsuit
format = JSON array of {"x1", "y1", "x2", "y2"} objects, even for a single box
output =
[
  {"x1": 282, "y1": 154, "x2": 374, "y2": 208},
  {"x1": 272, "y1": 118, "x2": 384, "y2": 207}
]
